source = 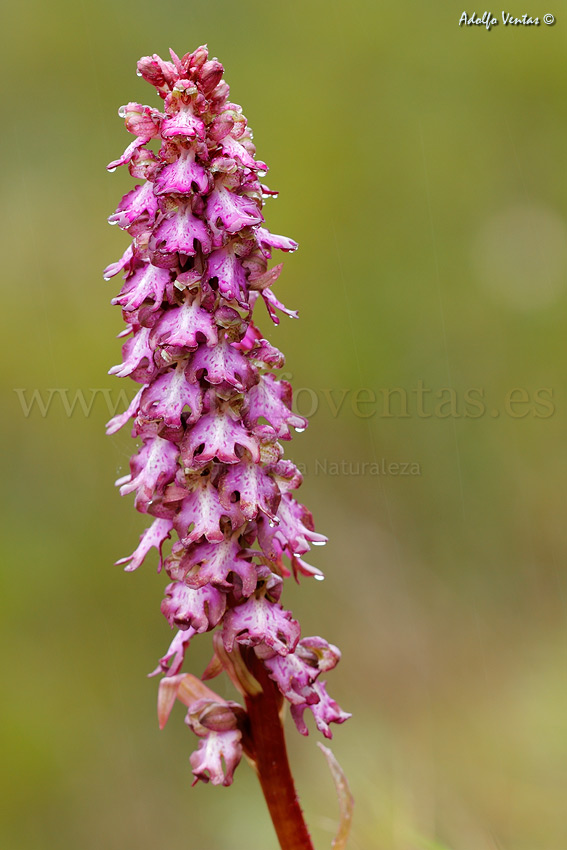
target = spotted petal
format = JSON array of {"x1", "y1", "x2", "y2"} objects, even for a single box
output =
[
  {"x1": 223, "y1": 596, "x2": 300, "y2": 656},
  {"x1": 189, "y1": 727, "x2": 242, "y2": 787},
  {"x1": 180, "y1": 410, "x2": 260, "y2": 468},
  {"x1": 218, "y1": 458, "x2": 280, "y2": 521},
  {"x1": 168, "y1": 535, "x2": 258, "y2": 597},
  {"x1": 161, "y1": 581, "x2": 226, "y2": 632}
]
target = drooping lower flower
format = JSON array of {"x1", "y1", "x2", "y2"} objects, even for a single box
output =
[{"x1": 105, "y1": 45, "x2": 350, "y2": 835}]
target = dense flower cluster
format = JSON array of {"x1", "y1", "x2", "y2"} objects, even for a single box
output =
[{"x1": 105, "y1": 46, "x2": 349, "y2": 786}]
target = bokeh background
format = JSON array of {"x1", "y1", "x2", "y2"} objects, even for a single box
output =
[{"x1": 2, "y1": 2, "x2": 567, "y2": 848}]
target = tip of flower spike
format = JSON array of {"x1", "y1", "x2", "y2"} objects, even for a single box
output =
[{"x1": 168, "y1": 48, "x2": 183, "y2": 72}]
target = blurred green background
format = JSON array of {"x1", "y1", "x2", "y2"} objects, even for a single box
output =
[{"x1": 2, "y1": 1, "x2": 567, "y2": 848}]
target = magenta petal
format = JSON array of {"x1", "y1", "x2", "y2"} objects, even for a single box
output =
[
  {"x1": 109, "y1": 326, "x2": 157, "y2": 382},
  {"x1": 256, "y1": 226, "x2": 298, "y2": 257},
  {"x1": 137, "y1": 54, "x2": 178, "y2": 95},
  {"x1": 262, "y1": 286, "x2": 299, "y2": 323},
  {"x1": 105, "y1": 385, "x2": 145, "y2": 435},
  {"x1": 161, "y1": 581, "x2": 226, "y2": 632},
  {"x1": 108, "y1": 181, "x2": 158, "y2": 229},
  {"x1": 170, "y1": 536, "x2": 258, "y2": 597},
  {"x1": 107, "y1": 137, "x2": 147, "y2": 171},
  {"x1": 222, "y1": 596, "x2": 300, "y2": 656},
  {"x1": 187, "y1": 337, "x2": 257, "y2": 390},
  {"x1": 244, "y1": 374, "x2": 306, "y2": 440},
  {"x1": 152, "y1": 628, "x2": 195, "y2": 677},
  {"x1": 219, "y1": 134, "x2": 265, "y2": 171},
  {"x1": 206, "y1": 184, "x2": 263, "y2": 241},
  {"x1": 112, "y1": 263, "x2": 171, "y2": 312},
  {"x1": 173, "y1": 478, "x2": 245, "y2": 543},
  {"x1": 189, "y1": 728, "x2": 242, "y2": 786},
  {"x1": 247, "y1": 337, "x2": 286, "y2": 370},
  {"x1": 198, "y1": 59, "x2": 224, "y2": 95},
  {"x1": 274, "y1": 493, "x2": 327, "y2": 555},
  {"x1": 103, "y1": 244, "x2": 134, "y2": 280},
  {"x1": 155, "y1": 147, "x2": 209, "y2": 195},
  {"x1": 161, "y1": 105, "x2": 205, "y2": 140},
  {"x1": 290, "y1": 681, "x2": 351, "y2": 739},
  {"x1": 181, "y1": 410, "x2": 260, "y2": 468},
  {"x1": 118, "y1": 436, "x2": 179, "y2": 511},
  {"x1": 121, "y1": 101, "x2": 162, "y2": 139},
  {"x1": 264, "y1": 653, "x2": 319, "y2": 706},
  {"x1": 150, "y1": 204, "x2": 212, "y2": 258},
  {"x1": 152, "y1": 295, "x2": 217, "y2": 349},
  {"x1": 116, "y1": 517, "x2": 173, "y2": 571},
  {"x1": 218, "y1": 459, "x2": 280, "y2": 521},
  {"x1": 264, "y1": 637, "x2": 341, "y2": 705},
  {"x1": 206, "y1": 244, "x2": 247, "y2": 302},
  {"x1": 138, "y1": 362, "x2": 203, "y2": 429}
]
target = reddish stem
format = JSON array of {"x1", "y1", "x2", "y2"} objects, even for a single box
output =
[{"x1": 243, "y1": 651, "x2": 315, "y2": 850}]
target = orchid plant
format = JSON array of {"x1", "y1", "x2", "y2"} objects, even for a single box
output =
[{"x1": 104, "y1": 45, "x2": 351, "y2": 850}]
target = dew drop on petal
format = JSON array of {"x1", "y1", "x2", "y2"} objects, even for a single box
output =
[
  {"x1": 314, "y1": 574, "x2": 325, "y2": 582},
  {"x1": 118, "y1": 105, "x2": 127, "y2": 118},
  {"x1": 295, "y1": 427, "x2": 306, "y2": 433},
  {"x1": 108, "y1": 167, "x2": 117, "y2": 173},
  {"x1": 136, "y1": 69, "x2": 142, "y2": 77}
]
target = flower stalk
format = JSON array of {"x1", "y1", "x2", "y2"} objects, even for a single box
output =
[
  {"x1": 105, "y1": 45, "x2": 350, "y2": 849},
  {"x1": 243, "y1": 649, "x2": 315, "y2": 850}
]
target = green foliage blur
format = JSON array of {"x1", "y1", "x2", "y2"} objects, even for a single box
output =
[{"x1": 2, "y1": 2, "x2": 567, "y2": 848}]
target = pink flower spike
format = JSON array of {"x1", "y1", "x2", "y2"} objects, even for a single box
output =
[{"x1": 105, "y1": 48, "x2": 349, "y2": 812}]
